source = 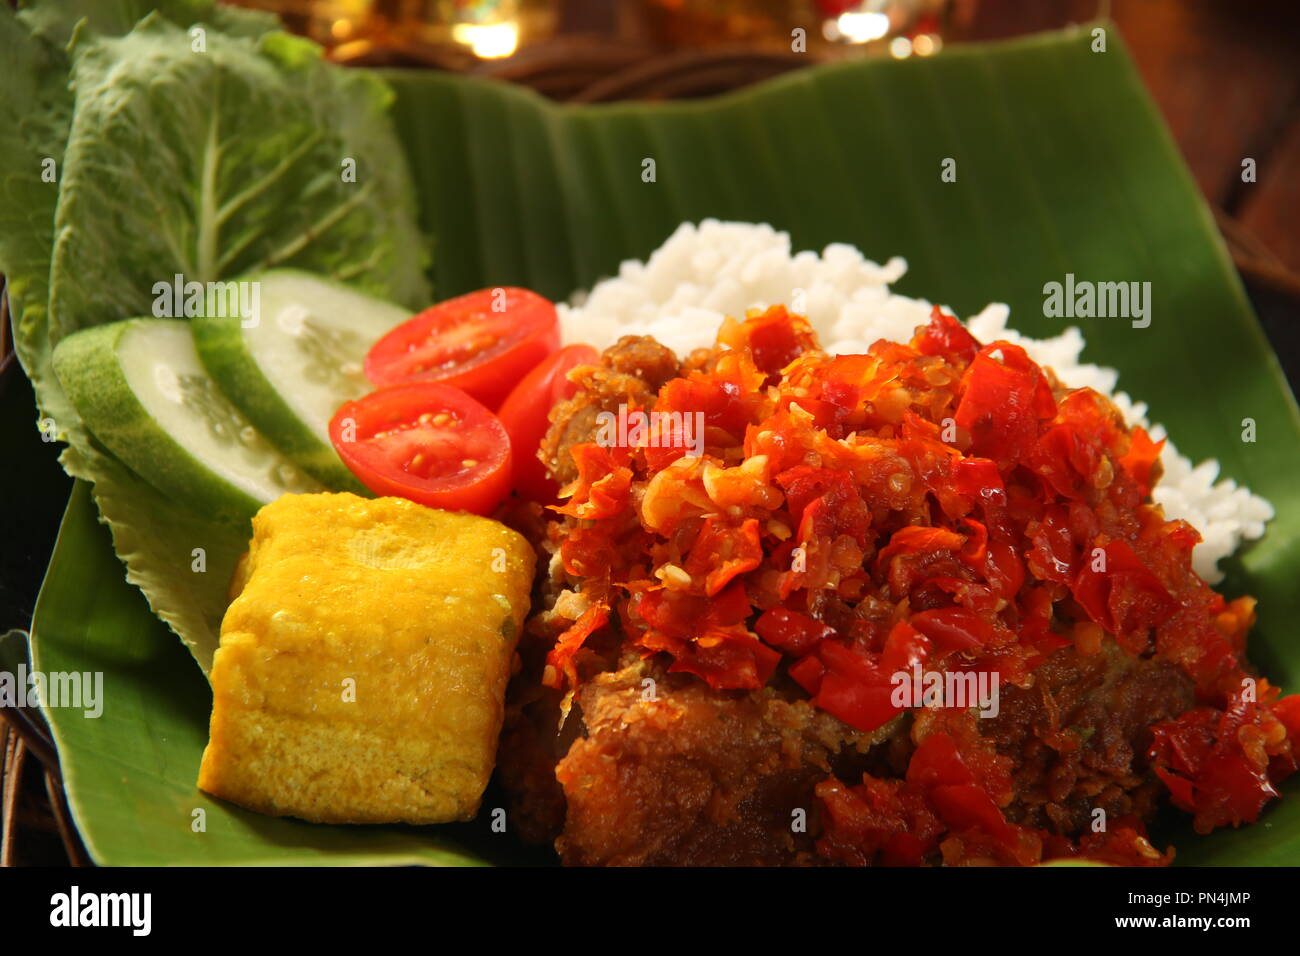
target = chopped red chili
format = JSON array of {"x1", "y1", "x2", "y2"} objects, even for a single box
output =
[{"x1": 546, "y1": 302, "x2": 1297, "y2": 864}]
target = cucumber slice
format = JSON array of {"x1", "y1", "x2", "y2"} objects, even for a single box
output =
[
  {"x1": 192, "y1": 270, "x2": 411, "y2": 491},
  {"x1": 53, "y1": 318, "x2": 323, "y2": 524}
]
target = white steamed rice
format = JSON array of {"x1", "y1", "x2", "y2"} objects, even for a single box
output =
[{"x1": 557, "y1": 220, "x2": 1272, "y2": 583}]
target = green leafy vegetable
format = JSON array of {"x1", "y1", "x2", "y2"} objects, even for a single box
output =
[
  {"x1": 1, "y1": 5, "x2": 243, "y2": 672},
  {"x1": 0, "y1": 1, "x2": 432, "y2": 672},
  {"x1": 48, "y1": 13, "x2": 429, "y2": 338},
  {"x1": 0, "y1": 0, "x2": 284, "y2": 462},
  {"x1": 18, "y1": 0, "x2": 278, "y2": 46},
  {"x1": 0, "y1": 5, "x2": 74, "y2": 446}
]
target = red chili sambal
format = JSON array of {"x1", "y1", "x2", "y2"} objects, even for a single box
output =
[{"x1": 539, "y1": 304, "x2": 1298, "y2": 865}]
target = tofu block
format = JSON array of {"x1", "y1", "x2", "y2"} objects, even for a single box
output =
[{"x1": 197, "y1": 492, "x2": 534, "y2": 824}]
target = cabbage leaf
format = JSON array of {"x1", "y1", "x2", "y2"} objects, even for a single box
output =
[{"x1": 0, "y1": 3, "x2": 432, "y2": 672}]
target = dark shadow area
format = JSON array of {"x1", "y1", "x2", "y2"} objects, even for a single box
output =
[{"x1": 0, "y1": 353, "x2": 72, "y2": 633}]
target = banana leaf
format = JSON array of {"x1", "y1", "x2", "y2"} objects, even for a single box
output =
[{"x1": 29, "y1": 24, "x2": 1300, "y2": 865}]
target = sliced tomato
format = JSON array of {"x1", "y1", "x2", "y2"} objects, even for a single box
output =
[
  {"x1": 329, "y1": 383, "x2": 511, "y2": 515},
  {"x1": 364, "y1": 287, "x2": 560, "y2": 407},
  {"x1": 496, "y1": 344, "x2": 599, "y2": 501}
]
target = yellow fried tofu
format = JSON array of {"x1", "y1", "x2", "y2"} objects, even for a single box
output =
[{"x1": 197, "y1": 492, "x2": 534, "y2": 824}]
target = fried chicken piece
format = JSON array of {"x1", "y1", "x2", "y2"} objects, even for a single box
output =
[
  {"x1": 985, "y1": 641, "x2": 1195, "y2": 833},
  {"x1": 495, "y1": 682, "x2": 571, "y2": 844},
  {"x1": 601, "y1": 335, "x2": 682, "y2": 386},
  {"x1": 498, "y1": 638, "x2": 1196, "y2": 865},
  {"x1": 540, "y1": 336, "x2": 681, "y2": 489},
  {"x1": 503, "y1": 321, "x2": 1204, "y2": 865},
  {"x1": 550, "y1": 657, "x2": 892, "y2": 866}
]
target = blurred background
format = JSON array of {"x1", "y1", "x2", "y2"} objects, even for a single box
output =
[{"x1": 228, "y1": 0, "x2": 1300, "y2": 294}]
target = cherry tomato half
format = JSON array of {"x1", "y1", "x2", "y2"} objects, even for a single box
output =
[
  {"x1": 329, "y1": 383, "x2": 511, "y2": 515},
  {"x1": 364, "y1": 287, "x2": 560, "y2": 408},
  {"x1": 496, "y1": 344, "x2": 599, "y2": 501}
]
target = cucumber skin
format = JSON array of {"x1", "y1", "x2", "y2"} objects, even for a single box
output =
[
  {"x1": 52, "y1": 320, "x2": 264, "y2": 527},
  {"x1": 191, "y1": 272, "x2": 369, "y2": 495}
]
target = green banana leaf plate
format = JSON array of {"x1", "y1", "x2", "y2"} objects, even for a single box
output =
[{"x1": 28, "y1": 23, "x2": 1300, "y2": 865}]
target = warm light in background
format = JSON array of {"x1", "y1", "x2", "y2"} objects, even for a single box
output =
[
  {"x1": 913, "y1": 32, "x2": 940, "y2": 55},
  {"x1": 451, "y1": 20, "x2": 520, "y2": 58},
  {"x1": 886, "y1": 32, "x2": 941, "y2": 58},
  {"x1": 824, "y1": 10, "x2": 891, "y2": 44},
  {"x1": 228, "y1": 0, "x2": 947, "y2": 65}
]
